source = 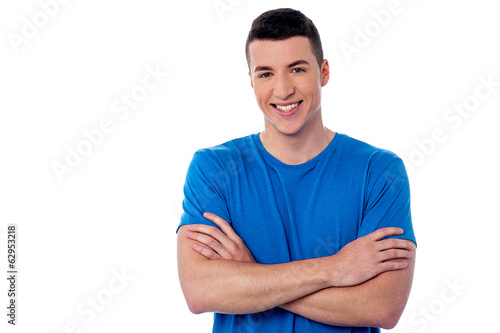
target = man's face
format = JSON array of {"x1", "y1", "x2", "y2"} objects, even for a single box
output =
[{"x1": 248, "y1": 36, "x2": 329, "y2": 137}]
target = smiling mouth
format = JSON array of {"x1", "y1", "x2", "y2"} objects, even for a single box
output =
[{"x1": 271, "y1": 101, "x2": 303, "y2": 112}]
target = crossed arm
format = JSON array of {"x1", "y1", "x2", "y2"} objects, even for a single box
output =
[{"x1": 177, "y1": 212, "x2": 415, "y2": 329}]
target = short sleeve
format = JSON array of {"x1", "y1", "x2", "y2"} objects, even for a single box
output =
[
  {"x1": 358, "y1": 153, "x2": 417, "y2": 246},
  {"x1": 176, "y1": 149, "x2": 231, "y2": 233}
]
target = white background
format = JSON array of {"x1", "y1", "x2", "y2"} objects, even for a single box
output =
[{"x1": 1, "y1": 0, "x2": 499, "y2": 332}]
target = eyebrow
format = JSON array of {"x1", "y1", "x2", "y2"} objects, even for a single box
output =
[{"x1": 254, "y1": 59, "x2": 310, "y2": 73}]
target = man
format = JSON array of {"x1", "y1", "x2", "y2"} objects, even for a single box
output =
[{"x1": 177, "y1": 8, "x2": 416, "y2": 332}]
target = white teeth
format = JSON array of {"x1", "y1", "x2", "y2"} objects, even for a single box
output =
[{"x1": 275, "y1": 102, "x2": 300, "y2": 112}]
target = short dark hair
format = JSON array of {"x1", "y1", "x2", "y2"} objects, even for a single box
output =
[{"x1": 245, "y1": 8, "x2": 324, "y2": 70}]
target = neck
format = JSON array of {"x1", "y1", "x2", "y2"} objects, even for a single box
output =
[{"x1": 259, "y1": 120, "x2": 335, "y2": 165}]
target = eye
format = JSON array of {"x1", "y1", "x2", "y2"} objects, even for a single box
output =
[
  {"x1": 258, "y1": 72, "x2": 272, "y2": 79},
  {"x1": 291, "y1": 68, "x2": 305, "y2": 74}
]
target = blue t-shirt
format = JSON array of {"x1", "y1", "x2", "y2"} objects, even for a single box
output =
[{"x1": 178, "y1": 133, "x2": 416, "y2": 333}]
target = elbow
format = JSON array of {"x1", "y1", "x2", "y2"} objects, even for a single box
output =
[
  {"x1": 179, "y1": 280, "x2": 212, "y2": 314},
  {"x1": 377, "y1": 307, "x2": 404, "y2": 330},
  {"x1": 379, "y1": 318, "x2": 399, "y2": 330},
  {"x1": 180, "y1": 275, "x2": 211, "y2": 314},
  {"x1": 184, "y1": 290, "x2": 209, "y2": 315},
  {"x1": 187, "y1": 300, "x2": 205, "y2": 315},
  {"x1": 181, "y1": 275, "x2": 222, "y2": 314}
]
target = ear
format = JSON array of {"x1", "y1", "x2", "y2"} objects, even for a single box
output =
[
  {"x1": 248, "y1": 71, "x2": 254, "y2": 88},
  {"x1": 320, "y1": 59, "x2": 330, "y2": 87}
]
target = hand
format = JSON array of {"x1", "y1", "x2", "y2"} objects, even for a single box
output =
[
  {"x1": 331, "y1": 227, "x2": 415, "y2": 287},
  {"x1": 185, "y1": 212, "x2": 256, "y2": 263}
]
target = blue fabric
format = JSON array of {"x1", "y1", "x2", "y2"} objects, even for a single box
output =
[{"x1": 178, "y1": 133, "x2": 416, "y2": 332}]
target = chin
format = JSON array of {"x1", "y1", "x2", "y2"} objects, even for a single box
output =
[{"x1": 274, "y1": 125, "x2": 305, "y2": 137}]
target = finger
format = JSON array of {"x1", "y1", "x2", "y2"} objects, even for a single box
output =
[
  {"x1": 378, "y1": 259, "x2": 409, "y2": 272},
  {"x1": 187, "y1": 224, "x2": 229, "y2": 244},
  {"x1": 188, "y1": 221, "x2": 240, "y2": 258},
  {"x1": 203, "y1": 212, "x2": 239, "y2": 239},
  {"x1": 369, "y1": 227, "x2": 404, "y2": 241},
  {"x1": 379, "y1": 248, "x2": 415, "y2": 262},
  {"x1": 192, "y1": 242, "x2": 222, "y2": 260},
  {"x1": 203, "y1": 213, "x2": 246, "y2": 250},
  {"x1": 186, "y1": 231, "x2": 232, "y2": 259},
  {"x1": 377, "y1": 238, "x2": 415, "y2": 251}
]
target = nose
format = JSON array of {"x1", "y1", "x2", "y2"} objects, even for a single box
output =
[{"x1": 273, "y1": 73, "x2": 294, "y2": 100}]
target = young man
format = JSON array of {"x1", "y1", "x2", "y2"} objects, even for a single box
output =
[{"x1": 177, "y1": 8, "x2": 416, "y2": 332}]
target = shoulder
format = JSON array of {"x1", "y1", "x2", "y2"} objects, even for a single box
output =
[
  {"x1": 339, "y1": 134, "x2": 405, "y2": 173},
  {"x1": 190, "y1": 134, "x2": 258, "y2": 170}
]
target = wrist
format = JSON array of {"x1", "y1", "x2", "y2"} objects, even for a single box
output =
[
  {"x1": 322, "y1": 254, "x2": 344, "y2": 287},
  {"x1": 309, "y1": 255, "x2": 338, "y2": 288}
]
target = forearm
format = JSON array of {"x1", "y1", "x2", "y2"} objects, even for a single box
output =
[
  {"x1": 181, "y1": 219, "x2": 415, "y2": 317},
  {"x1": 280, "y1": 257, "x2": 415, "y2": 329},
  {"x1": 178, "y1": 227, "x2": 330, "y2": 314}
]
